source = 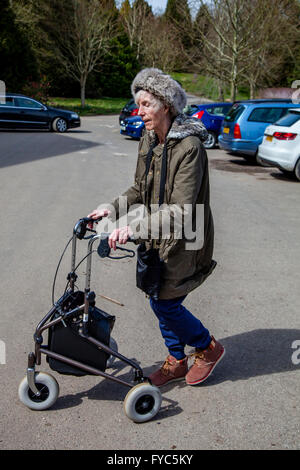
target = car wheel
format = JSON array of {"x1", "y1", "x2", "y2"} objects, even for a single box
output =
[
  {"x1": 203, "y1": 131, "x2": 216, "y2": 149},
  {"x1": 52, "y1": 117, "x2": 68, "y2": 133},
  {"x1": 294, "y1": 158, "x2": 300, "y2": 181}
]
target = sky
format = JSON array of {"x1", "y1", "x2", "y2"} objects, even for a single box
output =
[
  {"x1": 116, "y1": 0, "x2": 168, "y2": 14},
  {"x1": 146, "y1": 0, "x2": 168, "y2": 13}
]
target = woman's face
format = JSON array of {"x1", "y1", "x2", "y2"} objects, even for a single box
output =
[{"x1": 137, "y1": 91, "x2": 169, "y2": 133}]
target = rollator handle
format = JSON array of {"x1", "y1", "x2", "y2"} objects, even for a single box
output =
[{"x1": 74, "y1": 217, "x2": 103, "y2": 240}]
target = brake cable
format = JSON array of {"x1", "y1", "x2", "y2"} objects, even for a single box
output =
[{"x1": 52, "y1": 235, "x2": 73, "y2": 306}]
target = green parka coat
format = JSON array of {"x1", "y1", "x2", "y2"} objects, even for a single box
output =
[{"x1": 111, "y1": 114, "x2": 216, "y2": 299}]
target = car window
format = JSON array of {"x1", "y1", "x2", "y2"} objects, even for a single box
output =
[
  {"x1": 224, "y1": 104, "x2": 245, "y2": 122},
  {"x1": 0, "y1": 97, "x2": 15, "y2": 107},
  {"x1": 274, "y1": 111, "x2": 300, "y2": 127},
  {"x1": 206, "y1": 106, "x2": 229, "y2": 116},
  {"x1": 248, "y1": 107, "x2": 286, "y2": 123},
  {"x1": 184, "y1": 104, "x2": 200, "y2": 116},
  {"x1": 14, "y1": 97, "x2": 43, "y2": 109}
]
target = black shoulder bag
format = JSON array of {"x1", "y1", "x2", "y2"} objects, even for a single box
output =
[{"x1": 136, "y1": 138, "x2": 168, "y2": 300}]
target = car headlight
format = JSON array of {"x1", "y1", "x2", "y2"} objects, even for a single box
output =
[
  {"x1": 131, "y1": 121, "x2": 143, "y2": 128},
  {"x1": 71, "y1": 113, "x2": 79, "y2": 119}
]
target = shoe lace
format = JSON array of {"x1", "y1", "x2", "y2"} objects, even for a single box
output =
[
  {"x1": 189, "y1": 351, "x2": 206, "y2": 365},
  {"x1": 160, "y1": 358, "x2": 173, "y2": 376}
]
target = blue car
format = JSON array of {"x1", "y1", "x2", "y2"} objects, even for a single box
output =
[
  {"x1": 218, "y1": 99, "x2": 300, "y2": 159},
  {"x1": 120, "y1": 102, "x2": 233, "y2": 147},
  {"x1": 120, "y1": 115, "x2": 144, "y2": 139},
  {"x1": 188, "y1": 102, "x2": 233, "y2": 148}
]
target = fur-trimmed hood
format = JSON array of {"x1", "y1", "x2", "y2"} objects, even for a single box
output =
[
  {"x1": 147, "y1": 113, "x2": 208, "y2": 143},
  {"x1": 167, "y1": 113, "x2": 208, "y2": 142}
]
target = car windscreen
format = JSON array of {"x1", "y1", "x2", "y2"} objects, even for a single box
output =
[
  {"x1": 206, "y1": 105, "x2": 231, "y2": 116},
  {"x1": 273, "y1": 111, "x2": 300, "y2": 127},
  {"x1": 224, "y1": 104, "x2": 245, "y2": 122},
  {"x1": 247, "y1": 107, "x2": 286, "y2": 123}
]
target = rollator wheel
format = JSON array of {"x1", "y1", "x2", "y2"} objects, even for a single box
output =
[
  {"x1": 106, "y1": 337, "x2": 118, "y2": 369},
  {"x1": 124, "y1": 382, "x2": 162, "y2": 423},
  {"x1": 18, "y1": 372, "x2": 59, "y2": 411}
]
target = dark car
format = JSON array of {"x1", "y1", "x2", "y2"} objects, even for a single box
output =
[
  {"x1": 0, "y1": 93, "x2": 81, "y2": 132},
  {"x1": 119, "y1": 98, "x2": 138, "y2": 125},
  {"x1": 188, "y1": 102, "x2": 233, "y2": 148}
]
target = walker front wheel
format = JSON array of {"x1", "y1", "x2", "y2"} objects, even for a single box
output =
[
  {"x1": 124, "y1": 382, "x2": 162, "y2": 423},
  {"x1": 18, "y1": 372, "x2": 59, "y2": 411}
]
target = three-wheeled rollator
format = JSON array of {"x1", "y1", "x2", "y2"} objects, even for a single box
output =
[{"x1": 18, "y1": 217, "x2": 162, "y2": 423}]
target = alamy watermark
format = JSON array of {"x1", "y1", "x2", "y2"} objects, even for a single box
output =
[
  {"x1": 291, "y1": 340, "x2": 300, "y2": 365},
  {"x1": 94, "y1": 197, "x2": 205, "y2": 250},
  {"x1": 0, "y1": 340, "x2": 6, "y2": 365},
  {"x1": 0, "y1": 80, "x2": 6, "y2": 104},
  {"x1": 291, "y1": 80, "x2": 300, "y2": 104}
]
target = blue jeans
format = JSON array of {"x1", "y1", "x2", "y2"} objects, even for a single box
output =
[{"x1": 149, "y1": 296, "x2": 211, "y2": 360}]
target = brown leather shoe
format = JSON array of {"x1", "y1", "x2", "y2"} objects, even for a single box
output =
[
  {"x1": 185, "y1": 336, "x2": 225, "y2": 386},
  {"x1": 149, "y1": 355, "x2": 188, "y2": 387}
]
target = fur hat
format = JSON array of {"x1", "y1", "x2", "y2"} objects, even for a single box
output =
[{"x1": 131, "y1": 68, "x2": 187, "y2": 117}]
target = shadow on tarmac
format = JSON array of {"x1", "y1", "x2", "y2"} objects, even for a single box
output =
[
  {"x1": 206, "y1": 328, "x2": 300, "y2": 386},
  {"x1": 51, "y1": 328, "x2": 300, "y2": 418},
  {"x1": 0, "y1": 130, "x2": 102, "y2": 169}
]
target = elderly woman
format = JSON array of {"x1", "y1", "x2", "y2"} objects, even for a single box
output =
[{"x1": 88, "y1": 68, "x2": 225, "y2": 387}]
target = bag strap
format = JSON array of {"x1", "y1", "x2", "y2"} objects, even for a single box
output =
[
  {"x1": 143, "y1": 133, "x2": 170, "y2": 250},
  {"x1": 144, "y1": 137, "x2": 158, "y2": 206},
  {"x1": 158, "y1": 142, "x2": 168, "y2": 207},
  {"x1": 144, "y1": 136, "x2": 169, "y2": 208}
]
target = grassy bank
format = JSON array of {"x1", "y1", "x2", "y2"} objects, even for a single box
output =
[
  {"x1": 171, "y1": 72, "x2": 249, "y2": 102},
  {"x1": 48, "y1": 96, "x2": 129, "y2": 116}
]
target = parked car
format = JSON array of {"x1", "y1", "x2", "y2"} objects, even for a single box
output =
[
  {"x1": 189, "y1": 102, "x2": 233, "y2": 148},
  {"x1": 120, "y1": 115, "x2": 144, "y2": 139},
  {"x1": 257, "y1": 108, "x2": 300, "y2": 181},
  {"x1": 0, "y1": 93, "x2": 80, "y2": 132},
  {"x1": 119, "y1": 98, "x2": 138, "y2": 125},
  {"x1": 218, "y1": 99, "x2": 300, "y2": 159},
  {"x1": 120, "y1": 102, "x2": 232, "y2": 146}
]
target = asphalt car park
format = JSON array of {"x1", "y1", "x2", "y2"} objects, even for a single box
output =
[{"x1": 0, "y1": 115, "x2": 299, "y2": 450}]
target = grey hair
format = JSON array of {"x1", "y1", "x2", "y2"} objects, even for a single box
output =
[
  {"x1": 135, "y1": 90, "x2": 164, "y2": 112},
  {"x1": 131, "y1": 68, "x2": 187, "y2": 117}
]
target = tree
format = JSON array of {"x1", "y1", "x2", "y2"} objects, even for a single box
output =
[
  {"x1": 187, "y1": 0, "x2": 300, "y2": 100},
  {"x1": 239, "y1": 0, "x2": 300, "y2": 98},
  {"x1": 0, "y1": 0, "x2": 37, "y2": 91},
  {"x1": 164, "y1": 0, "x2": 192, "y2": 67},
  {"x1": 141, "y1": 16, "x2": 182, "y2": 71},
  {"x1": 119, "y1": 0, "x2": 153, "y2": 62},
  {"x1": 92, "y1": 31, "x2": 140, "y2": 97},
  {"x1": 36, "y1": 0, "x2": 118, "y2": 107}
]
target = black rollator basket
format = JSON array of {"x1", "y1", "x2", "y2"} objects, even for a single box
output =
[{"x1": 47, "y1": 290, "x2": 115, "y2": 376}]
